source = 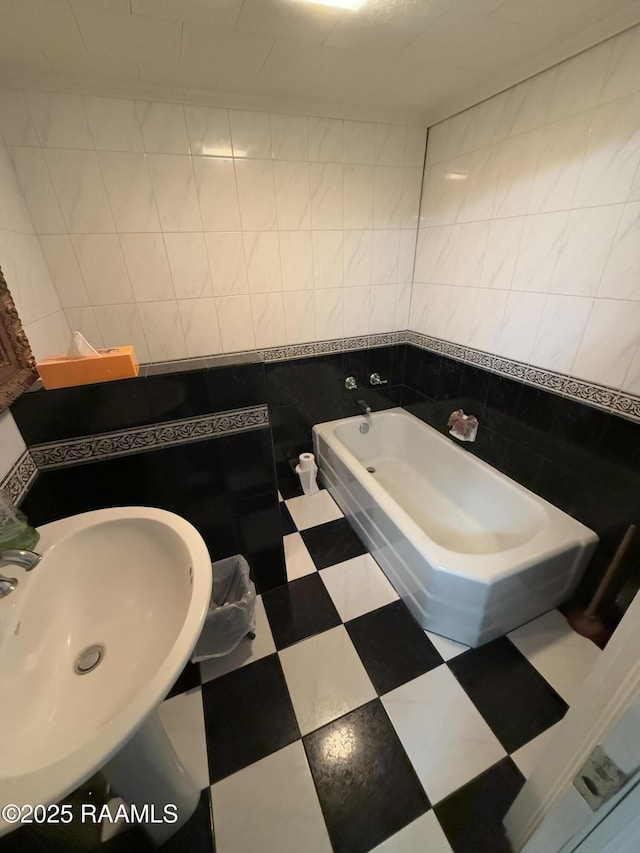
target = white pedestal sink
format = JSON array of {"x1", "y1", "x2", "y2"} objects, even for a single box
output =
[{"x1": 0, "y1": 507, "x2": 212, "y2": 845}]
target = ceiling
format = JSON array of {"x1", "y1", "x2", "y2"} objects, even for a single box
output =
[{"x1": 1, "y1": 0, "x2": 640, "y2": 125}]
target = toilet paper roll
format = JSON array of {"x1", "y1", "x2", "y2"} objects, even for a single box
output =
[
  {"x1": 298, "y1": 453, "x2": 316, "y2": 472},
  {"x1": 295, "y1": 453, "x2": 319, "y2": 495}
]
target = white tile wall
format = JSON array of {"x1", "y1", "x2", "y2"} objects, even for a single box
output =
[
  {"x1": 0, "y1": 133, "x2": 70, "y2": 479},
  {"x1": 414, "y1": 24, "x2": 640, "y2": 394},
  {"x1": 5, "y1": 29, "x2": 636, "y2": 384},
  {"x1": 1, "y1": 89, "x2": 425, "y2": 361},
  {"x1": 0, "y1": 138, "x2": 70, "y2": 362}
]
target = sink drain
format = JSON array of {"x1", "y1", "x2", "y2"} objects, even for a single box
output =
[
  {"x1": 75, "y1": 644, "x2": 105, "y2": 675},
  {"x1": 366, "y1": 466, "x2": 376, "y2": 473}
]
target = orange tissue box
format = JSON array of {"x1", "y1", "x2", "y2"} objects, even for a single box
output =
[{"x1": 36, "y1": 346, "x2": 139, "y2": 390}]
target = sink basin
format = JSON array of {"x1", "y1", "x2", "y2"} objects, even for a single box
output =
[{"x1": 0, "y1": 507, "x2": 212, "y2": 842}]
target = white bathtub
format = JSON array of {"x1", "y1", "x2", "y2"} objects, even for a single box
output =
[{"x1": 313, "y1": 408, "x2": 598, "y2": 647}]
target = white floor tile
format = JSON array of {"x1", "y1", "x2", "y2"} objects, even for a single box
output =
[
  {"x1": 285, "y1": 489, "x2": 343, "y2": 530},
  {"x1": 279, "y1": 625, "x2": 377, "y2": 735},
  {"x1": 158, "y1": 687, "x2": 209, "y2": 791},
  {"x1": 212, "y1": 741, "x2": 332, "y2": 853},
  {"x1": 508, "y1": 609, "x2": 600, "y2": 704},
  {"x1": 320, "y1": 554, "x2": 399, "y2": 622},
  {"x1": 425, "y1": 631, "x2": 470, "y2": 661},
  {"x1": 511, "y1": 722, "x2": 562, "y2": 779},
  {"x1": 284, "y1": 532, "x2": 317, "y2": 581},
  {"x1": 199, "y1": 596, "x2": 276, "y2": 683},
  {"x1": 99, "y1": 799, "x2": 130, "y2": 842},
  {"x1": 382, "y1": 666, "x2": 506, "y2": 804},
  {"x1": 373, "y1": 810, "x2": 453, "y2": 852},
  {"x1": 278, "y1": 490, "x2": 283, "y2": 502}
]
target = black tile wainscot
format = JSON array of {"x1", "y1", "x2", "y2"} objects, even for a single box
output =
[
  {"x1": 400, "y1": 343, "x2": 640, "y2": 628},
  {"x1": 13, "y1": 354, "x2": 286, "y2": 594},
  {"x1": 267, "y1": 344, "x2": 403, "y2": 498},
  {"x1": 10, "y1": 339, "x2": 640, "y2": 626}
]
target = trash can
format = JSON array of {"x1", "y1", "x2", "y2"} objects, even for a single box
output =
[{"x1": 191, "y1": 555, "x2": 256, "y2": 662}]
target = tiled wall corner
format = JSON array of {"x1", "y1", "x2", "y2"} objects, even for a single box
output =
[
  {"x1": 0, "y1": 410, "x2": 26, "y2": 482},
  {"x1": 0, "y1": 125, "x2": 70, "y2": 361},
  {"x1": 413, "y1": 24, "x2": 640, "y2": 399},
  {"x1": 0, "y1": 123, "x2": 69, "y2": 501},
  {"x1": 0, "y1": 410, "x2": 36, "y2": 505},
  {"x1": 0, "y1": 89, "x2": 426, "y2": 363}
]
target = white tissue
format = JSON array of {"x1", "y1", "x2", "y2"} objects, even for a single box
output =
[
  {"x1": 449, "y1": 425, "x2": 478, "y2": 442},
  {"x1": 295, "y1": 452, "x2": 319, "y2": 495},
  {"x1": 67, "y1": 331, "x2": 99, "y2": 358},
  {"x1": 449, "y1": 419, "x2": 478, "y2": 442}
]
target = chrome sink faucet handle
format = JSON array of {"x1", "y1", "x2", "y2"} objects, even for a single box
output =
[
  {"x1": 345, "y1": 376, "x2": 358, "y2": 390},
  {"x1": 369, "y1": 372, "x2": 388, "y2": 386},
  {"x1": 0, "y1": 549, "x2": 42, "y2": 571},
  {"x1": 0, "y1": 574, "x2": 17, "y2": 598}
]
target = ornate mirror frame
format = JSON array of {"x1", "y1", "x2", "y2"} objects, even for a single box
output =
[{"x1": 0, "y1": 266, "x2": 38, "y2": 412}]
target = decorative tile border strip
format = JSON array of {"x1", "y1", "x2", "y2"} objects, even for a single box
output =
[
  {"x1": 259, "y1": 332, "x2": 400, "y2": 362},
  {"x1": 406, "y1": 331, "x2": 640, "y2": 424},
  {"x1": 147, "y1": 329, "x2": 639, "y2": 421},
  {"x1": 141, "y1": 333, "x2": 410, "y2": 373},
  {"x1": 0, "y1": 449, "x2": 38, "y2": 504},
  {"x1": 614, "y1": 392, "x2": 640, "y2": 421},
  {"x1": 30, "y1": 405, "x2": 269, "y2": 470}
]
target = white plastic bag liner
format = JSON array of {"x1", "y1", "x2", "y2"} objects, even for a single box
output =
[{"x1": 191, "y1": 555, "x2": 256, "y2": 662}]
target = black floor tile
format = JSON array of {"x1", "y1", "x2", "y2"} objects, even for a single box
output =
[
  {"x1": 166, "y1": 661, "x2": 201, "y2": 700},
  {"x1": 346, "y1": 601, "x2": 443, "y2": 695},
  {"x1": 280, "y1": 502, "x2": 297, "y2": 536},
  {"x1": 161, "y1": 788, "x2": 215, "y2": 853},
  {"x1": 262, "y1": 572, "x2": 342, "y2": 649},
  {"x1": 278, "y1": 473, "x2": 304, "y2": 500},
  {"x1": 305, "y1": 700, "x2": 430, "y2": 853},
  {"x1": 434, "y1": 757, "x2": 525, "y2": 853},
  {"x1": 448, "y1": 638, "x2": 568, "y2": 753},
  {"x1": 0, "y1": 821, "x2": 100, "y2": 853},
  {"x1": 202, "y1": 654, "x2": 299, "y2": 783},
  {"x1": 101, "y1": 828, "x2": 154, "y2": 852},
  {"x1": 301, "y1": 517, "x2": 367, "y2": 570},
  {"x1": 247, "y1": 543, "x2": 287, "y2": 595},
  {"x1": 0, "y1": 828, "x2": 39, "y2": 853}
]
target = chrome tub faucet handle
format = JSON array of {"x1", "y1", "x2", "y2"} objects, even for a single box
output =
[{"x1": 369, "y1": 372, "x2": 388, "y2": 386}]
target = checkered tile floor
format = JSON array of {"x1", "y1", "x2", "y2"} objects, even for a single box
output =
[{"x1": 88, "y1": 486, "x2": 600, "y2": 852}]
